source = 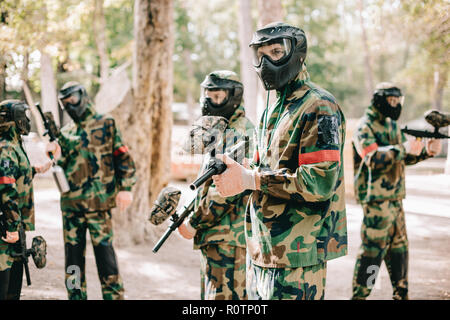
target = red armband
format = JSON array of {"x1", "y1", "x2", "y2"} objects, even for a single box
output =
[
  {"x1": 113, "y1": 146, "x2": 129, "y2": 156},
  {"x1": 0, "y1": 176, "x2": 16, "y2": 184},
  {"x1": 298, "y1": 150, "x2": 340, "y2": 166},
  {"x1": 360, "y1": 143, "x2": 378, "y2": 158}
]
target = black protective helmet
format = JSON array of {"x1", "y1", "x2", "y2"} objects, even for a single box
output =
[
  {"x1": 0, "y1": 100, "x2": 31, "y2": 135},
  {"x1": 58, "y1": 81, "x2": 89, "y2": 122},
  {"x1": 200, "y1": 70, "x2": 243, "y2": 119},
  {"x1": 372, "y1": 82, "x2": 404, "y2": 120},
  {"x1": 249, "y1": 22, "x2": 307, "y2": 90}
]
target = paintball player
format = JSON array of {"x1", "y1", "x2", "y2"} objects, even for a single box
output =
[
  {"x1": 212, "y1": 22, "x2": 348, "y2": 300},
  {"x1": 178, "y1": 71, "x2": 255, "y2": 300},
  {"x1": 46, "y1": 82, "x2": 137, "y2": 300},
  {"x1": 0, "y1": 100, "x2": 52, "y2": 300},
  {"x1": 351, "y1": 82, "x2": 442, "y2": 300}
]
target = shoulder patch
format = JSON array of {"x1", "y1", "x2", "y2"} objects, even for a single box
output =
[{"x1": 318, "y1": 114, "x2": 339, "y2": 146}]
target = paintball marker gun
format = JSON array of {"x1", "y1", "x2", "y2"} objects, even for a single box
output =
[
  {"x1": 189, "y1": 137, "x2": 249, "y2": 190},
  {"x1": 35, "y1": 102, "x2": 70, "y2": 193},
  {"x1": 150, "y1": 138, "x2": 248, "y2": 253},
  {"x1": 10, "y1": 223, "x2": 47, "y2": 286},
  {"x1": 149, "y1": 187, "x2": 194, "y2": 253},
  {"x1": 402, "y1": 110, "x2": 450, "y2": 140},
  {"x1": 0, "y1": 205, "x2": 47, "y2": 286},
  {"x1": 0, "y1": 209, "x2": 7, "y2": 240},
  {"x1": 149, "y1": 115, "x2": 250, "y2": 252}
]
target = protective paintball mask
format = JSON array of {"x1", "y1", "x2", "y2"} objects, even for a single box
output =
[
  {"x1": 58, "y1": 85, "x2": 88, "y2": 122},
  {"x1": 373, "y1": 87, "x2": 404, "y2": 121}
]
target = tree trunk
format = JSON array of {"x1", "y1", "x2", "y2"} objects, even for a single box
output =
[
  {"x1": 0, "y1": 57, "x2": 6, "y2": 101},
  {"x1": 183, "y1": 49, "x2": 196, "y2": 124},
  {"x1": 432, "y1": 68, "x2": 447, "y2": 111},
  {"x1": 93, "y1": 0, "x2": 109, "y2": 84},
  {"x1": 113, "y1": 0, "x2": 174, "y2": 245},
  {"x1": 39, "y1": 51, "x2": 60, "y2": 126},
  {"x1": 446, "y1": 126, "x2": 450, "y2": 175},
  {"x1": 20, "y1": 52, "x2": 44, "y2": 136},
  {"x1": 358, "y1": 0, "x2": 375, "y2": 98},
  {"x1": 257, "y1": 0, "x2": 283, "y2": 26},
  {"x1": 238, "y1": 0, "x2": 258, "y2": 124}
]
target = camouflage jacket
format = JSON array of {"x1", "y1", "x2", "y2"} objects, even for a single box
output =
[
  {"x1": 353, "y1": 105, "x2": 431, "y2": 204},
  {"x1": 189, "y1": 105, "x2": 255, "y2": 249},
  {"x1": 248, "y1": 64, "x2": 347, "y2": 268},
  {"x1": 0, "y1": 122, "x2": 35, "y2": 231},
  {"x1": 57, "y1": 104, "x2": 137, "y2": 212}
]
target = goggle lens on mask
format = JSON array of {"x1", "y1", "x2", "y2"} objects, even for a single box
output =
[
  {"x1": 252, "y1": 38, "x2": 292, "y2": 67},
  {"x1": 61, "y1": 91, "x2": 81, "y2": 107}
]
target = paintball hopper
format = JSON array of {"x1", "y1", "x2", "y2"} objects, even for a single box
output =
[
  {"x1": 148, "y1": 187, "x2": 182, "y2": 225},
  {"x1": 402, "y1": 109, "x2": 450, "y2": 139},
  {"x1": 182, "y1": 116, "x2": 228, "y2": 155},
  {"x1": 424, "y1": 110, "x2": 450, "y2": 131},
  {"x1": 30, "y1": 236, "x2": 47, "y2": 269}
]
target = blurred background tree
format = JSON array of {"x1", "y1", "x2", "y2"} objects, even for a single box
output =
[{"x1": 0, "y1": 0, "x2": 448, "y2": 243}]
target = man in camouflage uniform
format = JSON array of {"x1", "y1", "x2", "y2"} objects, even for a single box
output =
[
  {"x1": 178, "y1": 71, "x2": 255, "y2": 300},
  {"x1": 351, "y1": 82, "x2": 442, "y2": 300},
  {"x1": 213, "y1": 22, "x2": 348, "y2": 300},
  {"x1": 0, "y1": 100, "x2": 52, "y2": 300},
  {"x1": 47, "y1": 82, "x2": 137, "y2": 300}
]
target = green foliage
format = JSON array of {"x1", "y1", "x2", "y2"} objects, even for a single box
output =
[{"x1": 0, "y1": 0, "x2": 447, "y2": 122}]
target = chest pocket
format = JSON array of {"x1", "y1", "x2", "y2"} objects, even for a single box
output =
[
  {"x1": 88, "y1": 123, "x2": 114, "y2": 180},
  {"x1": 90, "y1": 124, "x2": 113, "y2": 146},
  {"x1": 268, "y1": 112, "x2": 297, "y2": 169}
]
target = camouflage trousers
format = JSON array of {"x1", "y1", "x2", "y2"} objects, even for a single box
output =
[
  {"x1": 63, "y1": 210, "x2": 124, "y2": 300},
  {"x1": 352, "y1": 200, "x2": 409, "y2": 300},
  {"x1": 246, "y1": 258, "x2": 327, "y2": 300},
  {"x1": 0, "y1": 240, "x2": 13, "y2": 272},
  {"x1": 0, "y1": 241, "x2": 24, "y2": 300},
  {"x1": 200, "y1": 244, "x2": 247, "y2": 300}
]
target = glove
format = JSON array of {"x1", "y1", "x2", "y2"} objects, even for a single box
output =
[
  {"x1": 426, "y1": 139, "x2": 442, "y2": 156},
  {"x1": 116, "y1": 191, "x2": 133, "y2": 212},
  {"x1": 178, "y1": 221, "x2": 196, "y2": 240},
  {"x1": 2, "y1": 231, "x2": 19, "y2": 244},
  {"x1": 34, "y1": 160, "x2": 53, "y2": 174},
  {"x1": 212, "y1": 154, "x2": 258, "y2": 198},
  {"x1": 46, "y1": 141, "x2": 62, "y2": 161},
  {"x1": 403, "y1": 139, "x2": 424, "y2": 156}
]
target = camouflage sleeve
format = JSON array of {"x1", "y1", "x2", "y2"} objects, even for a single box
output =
[
  {"x1": 259, "y1": 103, "x2": 344, "y2": 202},
  {"x1": 0, "y1": 147, "x2": 21, "y2": 232},
  {"x1": 400, "y1": 131, "x2": 432, "y2": 165},
  {"x1": 56, "y1": 130, "x2": 76, "y2": 169},
  {"x1": 112, "y1": 120, "x2": 137, "y2": 191},
  {"x1": 353, "y1": 121, "x2": 406, "y2": 173},
  {"x1": 189, "y1": 179, "x2": 239, "y2": 230},
  {"x1": 189, "y1": 123, "x2": 255, "y2": 230}
]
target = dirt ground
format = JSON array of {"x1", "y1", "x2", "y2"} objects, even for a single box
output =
[{"x1": 19, "y1": 158, "x2": 450, "y2": 300}]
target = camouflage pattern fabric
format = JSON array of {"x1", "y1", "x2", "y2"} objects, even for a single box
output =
[
  {"x1": 182, "y1": 116, "x2": 229, "y2": 155},
  {"x1": 31, "y1": 236, "x2": 47, "y2": 269},
  {"x1": 200, "y1": 244, "x2": 247, "y2": 300},
  {"x1": 353, "y1": 105, "x2": 430, "y2": 204},
  {"x1": 247, "y1": 63, "x2": 347, "y2": 269},
  {"x1": 148, "y1": 186, "x2": 181, "y2": 225},
  {"x1": 0, "y1": 242, "x2": 13, "y2": 272},
  {"x1": 424, "y1": 109, "x2": 450, "y2": 128},
  {"x1": 57, "y1": 104, "x2": 136, "y2": 213},
  {"x1": 63, "y1": 210, "x2": 124, "y2": 300},
  {"x1": 247, "y1": 258, "x2": 327, "y2": 300},
  {"x1": 352, "y1": 200, "x2": 408, "y2": 300},
  {"x1": 0, "y1": 122, "x2": 35, "y2": 233},
  {"x1": 0, "y1": 120, "x2": 35, "y2": 272},
  {"x1": 351, "y1": 105, "x2": 431, "y2": 300},
  {"x1": 189, "y1": 105, "x2": 255, "y2": 249}
]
